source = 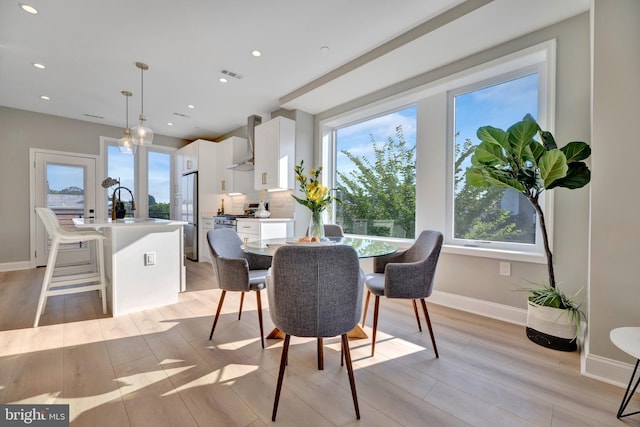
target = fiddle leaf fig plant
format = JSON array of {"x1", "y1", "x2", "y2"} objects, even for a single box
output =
[{"x1": 466, "y1": 114, "x2": 590, "y2": 305}]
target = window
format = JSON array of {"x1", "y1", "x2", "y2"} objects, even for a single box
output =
[
  {"x1": 333, "y1": 106, "x2": 417, "y2": 239},
  {"x1": 107, "y1": 145, "x2": 135, "y2": 218},
  {"x1": 103, "y1": 139, "x2": 174, "y2": 219},
  {"x1": 449, "y1": 72, "x2": 542, "y2": 252},
  {"x1": 148, "y1": 151, "x2": 171, "y2": 219}
]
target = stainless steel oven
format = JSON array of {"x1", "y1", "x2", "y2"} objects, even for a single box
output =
[{"x1": 214, "y1": 216, "x2": 237, "y2": 229}]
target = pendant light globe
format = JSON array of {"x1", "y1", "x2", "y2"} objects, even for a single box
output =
[
  {"x1": 131, "y1": 62, "x2": 153, "y2": 146},
  {"x1": 118, "y1": 91, "x2": 136, "y2": 154}
]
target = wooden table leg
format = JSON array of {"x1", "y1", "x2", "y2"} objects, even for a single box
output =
[{"x1": 266, "y1": 326, "x2": 368, "y2": 340}]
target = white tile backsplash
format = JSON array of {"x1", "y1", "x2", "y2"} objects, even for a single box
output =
[{"x1": 228, "y1": 189, "x2": 295, "y2": 218}]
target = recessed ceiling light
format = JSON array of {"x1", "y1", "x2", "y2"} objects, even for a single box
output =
[
  {"x1": 320, "y1": 46, "x2": 330, "y2": 53},
  {"x1": 251, "y1": 50, "x2": 262, "y2": 57},
  {"x1": 167, "y1": 122, "x2": 174, "y2": 126},
  {"x1": 187, "y1": 105, "x2": 195, "y2": 109},
  {"x1": 40, "y1": 95, "x2": 50, "y2": 100},
  {"x1": 19, "y1": 3, "x2": 38, "y2": 14},
  {"x1": 219, "y1": 77, "x2": 228, "y2": 83},
  {"x1": 32, "y1": 63, "x2": 45, "y2": 69}
]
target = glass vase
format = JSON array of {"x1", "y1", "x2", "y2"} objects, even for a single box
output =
[{"x1": 308, "y1": 210, "x2": 325, "y2": 240}]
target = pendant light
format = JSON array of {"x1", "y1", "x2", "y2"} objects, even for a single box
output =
[
  {"x1": 118, "y1": 90, "x2": 136, "y2": 154},
  {"x1": 131, "y1": 62, "x2": 153, "y2": 146}
]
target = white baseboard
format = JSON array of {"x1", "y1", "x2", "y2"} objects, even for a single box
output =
[
  {"x1": 0, "y1": 261, "x2": 32, "y2": 272},
  {"x1": 429, "y1": 289, "x2": 527, "y2": 326},
  {"x1": 582, "y1": 353, "x2": 636, "y2": 391}
]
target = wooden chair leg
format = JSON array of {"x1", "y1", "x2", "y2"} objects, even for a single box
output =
[
  {"x1": 272, "y1": 334, "x2": 291, "y2": 421},
  {"x1": 256, "y1": 291, "x2": 264, "y2": 349},
  {"x1": 238, "y1": 291, "x2": 245, "y2": 320},
  {"x1": 341, "y1": 339, "x2": 344, "y2": 366},
  {"x1": 209, "y1": 290, "x2": 227, "y2": 340},
  {"x1": 342, "y1": 334, "x2": 360, "y2": 420},
  {"x1": 420, "y1": 299, "x2": 439, "y2": 358},
  {"x1": 361, "y1": 290, "x2": 371, "y2": 327},
  {"x1": 317, "y1": 338, "x2": 324, "y2": 370},
  {"x1": 412, "y1": 299, "x2": 422, "y2": 332},
  {"x1": 371, "y1": 295, "x2": 380, "y2": 357}
]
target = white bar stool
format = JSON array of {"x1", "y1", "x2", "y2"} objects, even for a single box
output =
[
  {"x1": 34, "y1": 207, "x2": 108, "y2": 327},
  {"x1": 610, "y1": 327, "x2": 640, "y2": 419}
]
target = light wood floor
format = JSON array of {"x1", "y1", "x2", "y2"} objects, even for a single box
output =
[{"x1": 0, "y1": 261, "x2": 638, "y2": 426}]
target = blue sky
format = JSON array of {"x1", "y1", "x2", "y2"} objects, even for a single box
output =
[
  {"x1": 336, "y1": 106, "x2": 417, "y2": 178},
  {"x1": 335, "y1": 73, "x2": 537, "y2": 184},
  {"x1": 454, "y1": 72, "x2": 538, "y2": 148}
]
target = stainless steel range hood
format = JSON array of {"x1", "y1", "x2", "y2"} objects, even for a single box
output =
[{"x1": 226, "y1": 115, "x2": 262, "y2": 171}]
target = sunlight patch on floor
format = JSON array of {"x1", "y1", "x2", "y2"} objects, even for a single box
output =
[{"x1": 162, "y1": 364, "x2": 259, "y2": 395}]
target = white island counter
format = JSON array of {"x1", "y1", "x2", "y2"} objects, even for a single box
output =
[{"x1": 73, "y1": 217, "x2": 187, "y2": 316}]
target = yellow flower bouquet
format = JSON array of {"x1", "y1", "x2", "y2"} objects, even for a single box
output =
[{"x1": 292, "y1": 160, "x2": 339, "y2": 240}]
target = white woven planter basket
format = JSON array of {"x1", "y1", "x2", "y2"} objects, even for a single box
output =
[{"x1": 526, "y1": 301, "x2": 577, "y2": 340}]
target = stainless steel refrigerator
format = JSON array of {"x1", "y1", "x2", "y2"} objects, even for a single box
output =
[{"x1": 181, "y1": 172, "x2": 198, "y2": 261}]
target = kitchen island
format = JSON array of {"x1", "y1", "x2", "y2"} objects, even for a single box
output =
[{"x1": 73, "y1": 217, "x2": 186, "y2": 316}]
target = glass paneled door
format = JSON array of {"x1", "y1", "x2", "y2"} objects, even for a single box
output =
[{"x1": 34, "y1": 152, "x2": 96, "y2": 267}]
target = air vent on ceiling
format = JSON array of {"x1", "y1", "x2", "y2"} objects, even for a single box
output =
[
  {"x1": 220, "y1": 69, "x2": 242, "y2": 80},
  {"x1": 83, "y1": 113, "x2": 104, "y2": 119},
  {"x1": 173, "y1": 112, "x2": 191, "y2": 118}
]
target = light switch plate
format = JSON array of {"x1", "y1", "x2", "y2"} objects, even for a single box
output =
[
  {"x1": 499, "y1": 261, "x2": 511, "y2": 276},
  {"x1": 145, "y1": 252, "x2": 156, "y2": 266}
]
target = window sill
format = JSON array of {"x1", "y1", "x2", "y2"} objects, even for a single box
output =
[{"x1": 442, "y1": 244, "x2": 547, "y2": 264}]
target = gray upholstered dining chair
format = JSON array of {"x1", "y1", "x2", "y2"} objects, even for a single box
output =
[
  {"x1": 207, "y1": 229, "x2": 272, "y2": 348},
  {"x1": 361, "y1": 230, "x2": 443, "y2": 358},
  {"x1": 266, "y1": 245, "x2": 363, "y2": 421}
]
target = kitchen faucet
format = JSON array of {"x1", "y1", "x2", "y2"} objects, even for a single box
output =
[{"x1": 111, "y1": 186, "x2": 136, "y2": 220}]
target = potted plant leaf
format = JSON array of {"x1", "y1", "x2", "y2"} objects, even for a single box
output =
[{"x1": 466, "y1": 114, "x2": 590, "y2": 351}]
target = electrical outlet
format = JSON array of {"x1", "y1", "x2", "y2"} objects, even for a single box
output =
[
  {"x1": 145, "y1": 252, "x2": 156, "y2": 266},
  {"x1": 499, "y1": 261, "x2": 511, "y2": 276}
]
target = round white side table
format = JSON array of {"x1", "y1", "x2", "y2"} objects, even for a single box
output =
[{"x1": 610, "y1": 327, "x2": 640, "y2": 419}]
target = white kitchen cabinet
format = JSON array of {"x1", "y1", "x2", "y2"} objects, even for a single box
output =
[
  {"x1": 216, "y1": 136, "x2": 253, "y2": 194},
  {"x1": 236, "y1": 219, "x2": 293, "y2": 243},
  {"x1": 199, "y1": 217, "x2": 216, "y2": 263},
  {"x1": 254, "y1": 116, "x2": 295, "y2": 190},
  {"x1": 181, "y1": 140, "x2": 199, "y2": 172}
]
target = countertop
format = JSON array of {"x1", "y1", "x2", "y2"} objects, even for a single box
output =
[
  {"x1": 236, "y1": 217, "x2": 294, "y2": 222},
  {"x1": 73, "y1": 218, "x2": 187, "y2": 228}
]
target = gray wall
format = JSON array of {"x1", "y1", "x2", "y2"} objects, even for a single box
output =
[
  {"x1": 589, "y1": 0, "x2": 640, "y2": 361},
  {"x1": 0, "y1": 107, "x2": 188, "y2": 263}
]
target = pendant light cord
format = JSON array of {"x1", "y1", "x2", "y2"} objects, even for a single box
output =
[{"x1": 140, "y1": 67, "x2": 144, "y2": 117}]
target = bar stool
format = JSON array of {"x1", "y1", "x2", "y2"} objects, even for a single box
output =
[
  {"x1": 610, "y1": 327, "x2": 640, "y2": 419},
  {"x1": 34, "y1": 207, "x2": 108, "y2": 327}
]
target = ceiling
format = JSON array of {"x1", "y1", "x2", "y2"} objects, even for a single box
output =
[{"x1": 0, "y1": 0, "x2": 590, "y2": 142}]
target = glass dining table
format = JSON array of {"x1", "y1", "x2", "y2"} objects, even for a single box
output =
[
  {"x1": 242, "y1": 236, "x2": 398, "y2": 258},
  {"x1": 242, "y1": 236, "x2": 397, "y2": 340}
]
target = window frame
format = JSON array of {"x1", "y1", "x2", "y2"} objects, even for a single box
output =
[
  {"x1": 100, "y1": 137, "x2": 176, "y2": 219},
  {"x1": 322, "y1": 103, "x2": 419, "y2": 242},
  {"x1": 320, "y1": 40, "x2": 556, "y2": 261},
  {"x1": 445, "y1": 66, "x2": 548, "y2": 256}
]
